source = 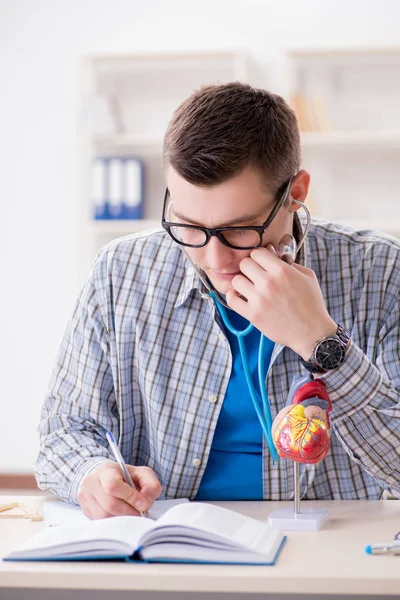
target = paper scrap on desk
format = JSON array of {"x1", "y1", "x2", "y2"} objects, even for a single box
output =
[
  {"x1": 43, "y1": 498, "x2": 189, "y2": 526},
  {"x1": 43, "y1": 501, "x2": 89, "y2": 527}
]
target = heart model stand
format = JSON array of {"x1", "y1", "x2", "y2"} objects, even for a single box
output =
[{"x1": 268, "y1": 374, "x2": 331, "y2": 531}]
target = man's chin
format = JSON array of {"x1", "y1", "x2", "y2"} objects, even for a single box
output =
[{"x1": 205, "y1": 274, "x2": 233, "y2": 297}]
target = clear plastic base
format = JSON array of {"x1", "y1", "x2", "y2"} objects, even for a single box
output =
[{"x1": 268, "y1": 507, "x2": 329, "y2": 531}]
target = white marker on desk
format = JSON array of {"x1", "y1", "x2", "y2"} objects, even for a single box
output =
[
  {"x1": 365, "y1": 541, "x2": 400, "y2": 555},
  {"x1": 106, "y1": 431, "x2": 148, "y2": 518}
]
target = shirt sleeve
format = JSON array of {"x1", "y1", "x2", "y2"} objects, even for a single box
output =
[
  {"x1": 320, "y1": 298, "x2": 400, "y2": 498},
  {"x1": 35, "y1": 257, "x2": 117, "y2": 504}
]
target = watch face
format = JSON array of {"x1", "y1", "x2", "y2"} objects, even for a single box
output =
[{"x1": 315, "y1": 338, "x2": 346, "y2": 370}]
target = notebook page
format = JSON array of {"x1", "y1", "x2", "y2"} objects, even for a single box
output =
[
  {"x1": 43, "y1": 498, "x2": 189, "y2": 526},
  {"x1": 154, "y1": 503, "x2": 280, "y2": 554},
  {"x1": 140, "y1": 539, "x2": 283, "y2": 564},
  {"x1": 12, "y1": 515, "x2": 155, "y2": 556},
  {"x1": 148, "y1": 498, "x2": 189, "y2": 520}
]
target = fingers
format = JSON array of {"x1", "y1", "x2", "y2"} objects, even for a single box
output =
[
  {"x1": 95, "y1": 468, "x2": 143, "y2": 516},
  {"x1": 99, "y1": 467, "x2": 141, "y2": 508},
  {"x1": 83, "y1": 493, "x2": 136, "y2": 520},
  {"x1": 248, "y1": 246, "x2": 290, "y2": 276},
  {"x1": 232, "y1": 246, "x2": 314, "y2": 304},
  {"x1": 77, "y1": 462, "x2": 162, "y2": 520},
  {"x1": 230, "y1": 273, "x2": 254, "y2": 301},
  {"x1": 233, "y1": 246, "x2": 293, "y2": 296},
  {"x1": 226, "y1": 288, "x2": 251, "y2": 317},
  {"x1": 99, "y1": 465, "x2": 161, "y2": 512},
  {"x1": 238, "y1": 256, "x2": 269, "y2": 284},
  {"x1": 129, "y1": 466, "x2": 163, "y2": 504},
  {"x1": 230, "y1": 253, "x2": 284, "y2": 306},
  {"x1": 97, "y1": 492, "x2": 142, "y2": 518},
  {"x1": 240, "y1": 247, "x2": 315, "y2": 284}
]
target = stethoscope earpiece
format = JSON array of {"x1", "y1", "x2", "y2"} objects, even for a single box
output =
[{"x1": 276, "y1": 233, "x2": 297, "y2": 265}]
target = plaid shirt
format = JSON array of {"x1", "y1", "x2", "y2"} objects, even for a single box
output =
[{"x1": 36, "y1": 216, "x2": 400, "y2": 503}]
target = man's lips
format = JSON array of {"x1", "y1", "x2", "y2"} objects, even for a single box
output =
[{"x1": 211, "y1": 270, "x2": 241, "y2": 281}]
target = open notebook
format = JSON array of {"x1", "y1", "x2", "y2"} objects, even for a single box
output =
[
  {"x1": 5, "y1": 502, "x2": 286, "y2": 565},
  {"x1": 42, "y1": 497, "x2": 189, "y2": 526}
]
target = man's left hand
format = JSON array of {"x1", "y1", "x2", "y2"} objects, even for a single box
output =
[{"x1": 226, "y1": 245, "x2": 337, "y2": 360}]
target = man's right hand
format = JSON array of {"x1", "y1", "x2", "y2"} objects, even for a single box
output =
[{"x1": 77, "y1": 461, "x2": 162, "y2": 519}]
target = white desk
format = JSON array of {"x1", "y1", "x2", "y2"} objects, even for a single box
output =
[{"x1": 0, "y1": 495, "x2": 399, "y2": 599}]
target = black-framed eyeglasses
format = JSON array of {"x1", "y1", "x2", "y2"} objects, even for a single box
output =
[{"x1": 161, "y1": 178, "x2": 292, "y2": 250}]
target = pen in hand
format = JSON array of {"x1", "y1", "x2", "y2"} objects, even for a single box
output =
[{"x1": 106, "y1": 431, "x2": 149, "y2": 518}]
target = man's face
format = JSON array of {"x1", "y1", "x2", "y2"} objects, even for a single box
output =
[{"x1": 167, "y1": 166, "x2": 299, "y2": 295}]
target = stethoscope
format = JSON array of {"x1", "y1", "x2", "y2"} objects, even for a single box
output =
[{"x1": 167, "y1": 195, "x2": 311, "y2": 461}]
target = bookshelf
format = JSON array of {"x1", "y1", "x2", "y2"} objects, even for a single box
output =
[
  {"x1": 78, "y1": 51, "x2": 248, "y2": 277},
  {"x1": 78, "y1": 47, "x2": 400, "y2": 280},
  {"x1": 287, "y1": 47, "x2": 400, "y2": 237}
]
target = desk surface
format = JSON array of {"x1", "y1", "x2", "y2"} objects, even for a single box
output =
[{"x1": 0, "y1": 495, "x2": 399, "y2": 596}]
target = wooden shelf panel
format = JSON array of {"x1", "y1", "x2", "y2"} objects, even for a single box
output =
[{"x1": 86, "y1": 219, "x2": 161, "y2": 234}]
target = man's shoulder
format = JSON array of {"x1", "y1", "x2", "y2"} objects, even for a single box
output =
[
  {"x1": 86, "y1": 228, "x2": 188, "y2": 298},
  {"x1": 309, "y1": 216, "x2": 400, "y2": 258},
  {"x1": 308, "y1": 217, "x2": 400, "y2": 300},
  {"x1": 83, "y1": 228, "x2": 189, "y2": 311},
  {"x1": 94, "y1": 228, "x2": 181, "y2": 273}
]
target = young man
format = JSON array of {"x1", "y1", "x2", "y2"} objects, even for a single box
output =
[{"x1": 36, "y1": 83, "x2": 400, "y2": 519}]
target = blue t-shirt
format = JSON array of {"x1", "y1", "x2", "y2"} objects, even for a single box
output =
[{"x1": 196, "y1": 309, "x2": 274, "y2": 500}]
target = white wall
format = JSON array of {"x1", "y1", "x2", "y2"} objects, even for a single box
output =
[{"x1": 1, "y1": 0, "x2": 400, "y2": 472}]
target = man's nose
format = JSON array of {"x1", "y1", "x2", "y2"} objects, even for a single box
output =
[{"x1": 205, "y1": 235, "x2": 236, "y2": 270}]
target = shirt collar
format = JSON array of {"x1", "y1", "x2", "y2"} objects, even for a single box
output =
[{"x1": 174, "y1": 252, "x2": 208, "y2": 308}]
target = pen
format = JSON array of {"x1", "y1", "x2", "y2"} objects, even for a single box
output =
[
  {"x1": 365, "y1": 541, "x2": 400, "y2": 555},
  {"x1": 106, "y1": 431, "x2": 148, "y2": 518}
]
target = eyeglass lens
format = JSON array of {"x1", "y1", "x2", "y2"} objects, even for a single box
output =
[{"x1": 169, "y1": 225, "x2": 261, "y2": 248}]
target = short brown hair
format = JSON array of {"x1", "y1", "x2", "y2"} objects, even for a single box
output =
[{"x1": 163, "y1": 82, "x2": 301, "y2": 193}]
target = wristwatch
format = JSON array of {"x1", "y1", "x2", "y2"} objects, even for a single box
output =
[{"x1": 300, "y1": 324, "x2": 350, "y2": 375}]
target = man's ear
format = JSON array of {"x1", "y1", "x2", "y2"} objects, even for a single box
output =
[{"x1": 289, "y1": 169, "x2": 311, "y2": 212}]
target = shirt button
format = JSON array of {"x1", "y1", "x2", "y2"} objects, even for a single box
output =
[
  {"x1": 192, "y1": 458, "x2": 201, "y2": 467},
  {"x1": 208, "y1": 394, "x2": 218, "y2": 403},
  {"x1": 218, "y1": 333, "x2": 225, "y2": 342}
]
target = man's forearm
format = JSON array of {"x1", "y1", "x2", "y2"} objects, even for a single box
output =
[{"x1": 321, "y1": 341, "x2": 400, "y2": 495}]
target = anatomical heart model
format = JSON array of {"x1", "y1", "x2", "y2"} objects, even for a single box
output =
[{"x1": 272, "y1": 374, "x2": 331, "y2": 464}]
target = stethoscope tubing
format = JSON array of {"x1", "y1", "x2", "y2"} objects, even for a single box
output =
[
  {"x1": 171, "y1": 200, "x2": 311, "y2": 462},
  {"x1": 211, "y1": 292, "x2": 278, "y2": 461}
]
